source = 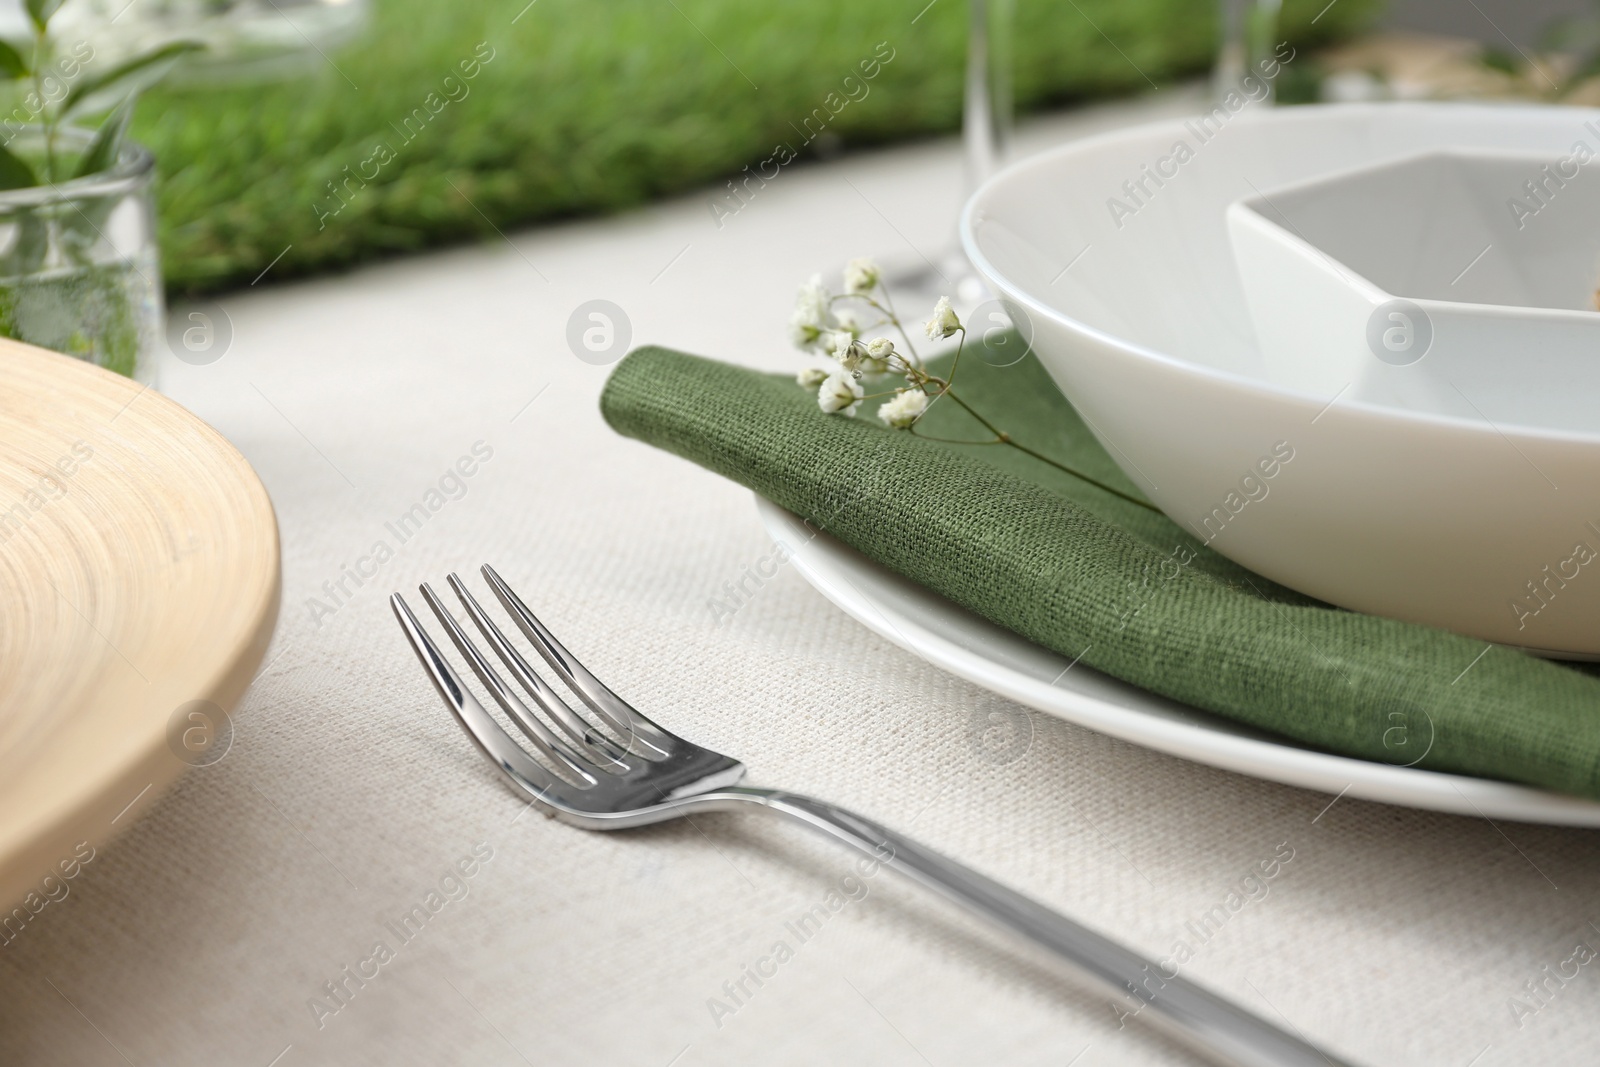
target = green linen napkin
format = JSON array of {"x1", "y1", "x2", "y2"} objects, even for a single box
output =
[{"x1": 601, "y1": 343, "x2": 1600, "y2": 799}]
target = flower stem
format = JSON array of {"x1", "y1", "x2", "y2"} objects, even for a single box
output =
[
  {"x1": 866, "y1": 291, "x2": 922, "y2": 367},
  {"x1": 31, "y1": 28, "x2": 54, "y2": 182},
  {"x1": 831, "y1": 279, "x2": 1163, "y2": 514},
  {"x1": 916, "y1": 390, "x2": 1160, "y2": 512},
  {"x1": 909, "y1": 427, "x2": 1004, "y2": 446},
  {"x1": 998, "y1": 433, "x2": 1161, "y2": 513}
]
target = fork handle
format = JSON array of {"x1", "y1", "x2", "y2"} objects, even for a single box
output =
[{"x1": 704, "y1": 787, "x2": 1354, "y2": 1067}]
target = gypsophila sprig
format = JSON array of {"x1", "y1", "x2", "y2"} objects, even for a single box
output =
[
  {"x1": 878, "y1": 389, "x2": 927, "y2": 428},
  {"x1": 843, "y1": 256, "x2": 880, "y2": 295},
  {"x1": 821, "y1": 329, "x2": 855, "y2": 360},
  {"x1": 924, "y1": 295, "x2": 961, "y2": 340},
  {"x1": 816, "y1": 370, "x2": 863, "y2": 416},
  {"x1": 785, "y1": 257, "x2": 1161, "y2": 513},
  {"x1": 789, "y1": 274, "x2": 834, "y2": 351}
]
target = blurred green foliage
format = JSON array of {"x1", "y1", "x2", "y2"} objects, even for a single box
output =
[{"x1": 136, "y1": 0, "x2": 1379, "y2": 293}]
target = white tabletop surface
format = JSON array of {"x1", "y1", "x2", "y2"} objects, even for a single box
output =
[{"x1": 1, "y1": 88, "x2": 1596, "y2": 1067}]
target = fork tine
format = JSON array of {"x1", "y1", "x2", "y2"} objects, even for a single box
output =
[
  {"x1": 481, "y1": 564, "x2": 672, "y2": 757},
  {"x1": 390, "y1": 592, "x2": 570, "y2": 803},
  {"x1": 445, "y1": 573, "x2": 629, "y2": 773},
  {"x1": 418, "y1": 582, "x2": 598, "y2": 786}
]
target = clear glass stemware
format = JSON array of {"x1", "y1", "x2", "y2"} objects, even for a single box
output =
[
  {"x1": 875, "y1": 0, "x2": 1014, "y2": 309},
  {"x1": 1216, "y1": 0, "x2": 1283, "y2": 104}
]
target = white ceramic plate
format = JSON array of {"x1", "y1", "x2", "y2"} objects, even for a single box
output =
[{"x1": 758, "y1": 495, "x2": 1600, "y2": 826}]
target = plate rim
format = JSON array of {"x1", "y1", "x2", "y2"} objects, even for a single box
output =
[
  {"x1": 757, "y1": 495, "x2": 1600, "y2": 827},
  {"x1": 0, "y1": 342, "x2": 281, "y2": 908}
]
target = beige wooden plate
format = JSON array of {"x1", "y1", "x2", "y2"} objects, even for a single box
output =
[{"x1": 0, "y1": 340, "x2": 279, "y2": 910}]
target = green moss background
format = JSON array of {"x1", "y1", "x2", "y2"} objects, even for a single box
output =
[{"x1": 134, "y1": 0, "x2": 1379, "y2": 294}]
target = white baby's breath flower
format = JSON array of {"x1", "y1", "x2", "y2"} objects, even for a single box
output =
[
  {"x1": 789, "y1": 274, "x2": 835, "y2": 351},
  {"x1": 796, "y1": 366, "x2": 830, "y2": 389},
  {"x1": 843, "y1": 336, "x2": 885, "y2": 375},
  {"x1": 834, "y1": 307, "x2": 864, "y2": 337},
  {"x1": 797, "y1": 273, "x2": 831, "y2": 314},
  {"x1": 923, "y1": 295, "x2": 961, "y2": 340},
  {"x1": 863, "y1": 336, "x2": 898, "y2": 374},
  {"x1": 843, "y1": 257, "x2": 880, "y2": 295},
  {"x1": 825, "y1": 331, "x2": 864, "y2": 361},
  {"x1": 878, "y1": 389, "x2": 928, "y2": 429},
  {"x1": 834, "y1": 336, "x2": 872, "y2": 374},
  {"x1": 817, "y1": 371, "x2": 864, "y2": 416},
  {"x1": 789, "y1": 315, "x2": 822, "y2": 351}
]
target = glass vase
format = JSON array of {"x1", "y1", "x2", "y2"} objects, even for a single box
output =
[{"x1": 0, "y1": 126, "x2": 162, "y2": 382}]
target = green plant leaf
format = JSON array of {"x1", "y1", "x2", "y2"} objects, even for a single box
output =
[
  {"x1": 1561, "y1": 51, "x2": 1600, "y2": 97},
  {"x1": 73, "y1": 100, "x2": 133, "y2": 179},
  {"x1": 61, "y1": 197, "x2": 119, "y2": 267},
  {"x1": 0, "y1": 210, "x2": 48, "y2": 278},
  {"x1": 0, "y1": 39, "x2": 28, "y2": 80},
  {"x1": 63, "y1": 40, "x2": 203, "y2": 118},
  {"x1": 23, "y1": 0, "x2": 62, "y2": 32},
  {"x1": 1479, "y1": 47, "x2": 1520, "y2": 75},
  {"x1": 0, "y1": 140, "x2": 37, "y2": 191}
]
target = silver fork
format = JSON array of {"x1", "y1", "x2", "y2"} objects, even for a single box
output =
[{"x1": 392, "y1": 565, "x2": 1354, "y2": 1067}]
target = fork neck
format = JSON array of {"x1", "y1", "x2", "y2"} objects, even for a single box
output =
[{"x1": 678, "y1": 787, "x2": 1350, "y2": 1067}]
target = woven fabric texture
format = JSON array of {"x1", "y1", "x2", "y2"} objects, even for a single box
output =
[{"x1": 602, "y1": 344, "x2": 1600, "y2": 798}]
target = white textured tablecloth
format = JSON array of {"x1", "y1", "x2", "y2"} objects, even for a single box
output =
[{"x1": 2, "y1": 91, "x2": 1597, "y2": 1067}]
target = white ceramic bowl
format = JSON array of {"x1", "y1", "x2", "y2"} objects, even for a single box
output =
[
  {"x1": 961, "y1": 104, "x2": 1600, "y2": 658},
  {"x1": 1227, "y1": 148, "x2": 1600, "y2": 422}
]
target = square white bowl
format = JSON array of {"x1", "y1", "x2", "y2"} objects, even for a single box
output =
[{"x1": 1227, "y1": 148, "x2": 1600, "y2": 426}]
